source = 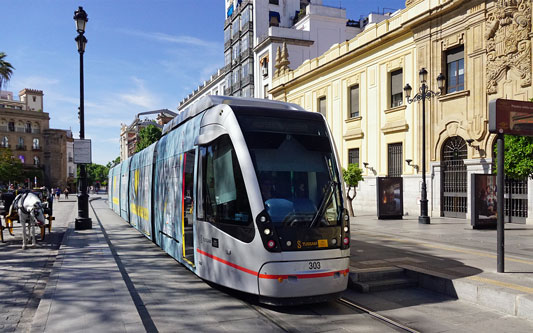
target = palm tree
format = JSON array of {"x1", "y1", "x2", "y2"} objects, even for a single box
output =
[{"x1": 0, "y1": 52, "x2": 15, "y2": 91}]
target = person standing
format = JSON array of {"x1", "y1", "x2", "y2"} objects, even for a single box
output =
[{"x1": 64, "y1": 188, "x2": 69, "y2": 199}]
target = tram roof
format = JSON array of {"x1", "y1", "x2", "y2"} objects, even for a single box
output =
[{"x1": 162, "y1": 95, "x2": 305, "y2": 136}]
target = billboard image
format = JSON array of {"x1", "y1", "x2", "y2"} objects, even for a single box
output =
[
  {"x1": 377, "y1": 177, "x2": 403, "y2": 219},
  {"x1": 471, "y1": 174, "x2": 497, "y2": 229}
]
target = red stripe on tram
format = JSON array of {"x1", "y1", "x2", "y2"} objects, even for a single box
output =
[{"x1": 196, "y1": 249, "x2": 349, "y2": 280}]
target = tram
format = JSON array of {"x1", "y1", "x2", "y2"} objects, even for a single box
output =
[{"x1": 108, "y1": 96, "x2": 351, "y2": 304}]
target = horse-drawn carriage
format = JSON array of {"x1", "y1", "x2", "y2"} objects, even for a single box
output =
[{"x1": 0, "y1": 188, "x2": 54, "y2": 243}]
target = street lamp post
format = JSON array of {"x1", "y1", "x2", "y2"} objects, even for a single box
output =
[
  {"x1": 74, "y1": 6, "x2": 92, "y2": 230},
  {"x1": 404, "y1": 68, "x2": 445, "y2": 225}
]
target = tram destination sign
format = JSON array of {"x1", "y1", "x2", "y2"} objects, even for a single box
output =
[{"x1": 489, "y1": 98, "x2": 533, "y2": 136}]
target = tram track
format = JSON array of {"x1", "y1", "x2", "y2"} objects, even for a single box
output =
[
  {"x1": 338, "y1": 297, "x2": 420, "y2": 333},
  {"x1": 244, "y1": 296, "x2": 419, "y2": 332}
]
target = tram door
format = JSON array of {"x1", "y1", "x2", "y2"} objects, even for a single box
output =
[
  {"x1": 441, "y1": 136, "x2": 468, "y2": 218},
  {"x1": 182, "y1": 149, "x2": 196, "y2": 266}
]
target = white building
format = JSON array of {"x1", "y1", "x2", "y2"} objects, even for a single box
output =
[{"x1": 180, "y1": 0, "x2": 387, "y2": 111}]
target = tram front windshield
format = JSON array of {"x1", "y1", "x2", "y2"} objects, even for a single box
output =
[{"x1": 237, "y1": 113, "x2": 342, "y2": 228}]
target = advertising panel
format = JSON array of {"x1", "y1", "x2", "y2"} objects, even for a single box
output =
[
  {"x1": 471, "y1": 174, "x2": 497, "y2": 229},
  {"x1": 376, "y1": 177, "x2": 403, "y2": 219}
]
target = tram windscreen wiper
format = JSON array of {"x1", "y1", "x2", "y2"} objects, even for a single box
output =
[{"x1": 309, "y1": 180, "x2": 335, "y2": 228}]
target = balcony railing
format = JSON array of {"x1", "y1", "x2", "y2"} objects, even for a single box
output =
[
  {"x1": 241, "y1": 21, "x2": 253, "y2": 34},
  {"x1": 0, "y1": 144, "x2": 10, "y2": 149},
  {"x1": 68, "y1": 157, "x2": 73, "y2": 162},
  {"x1": 32, "y1": 146, "x2": 42, "y2": 151},
  {"x1": 16, "y1": 145, "x2": 26, "y2": 151},
  {"x1": 69, "y1": 172, "x2": 75, "y2": 177},
  {"x1": 241, "y1": 74, "x2": 254, "y2": 87}
]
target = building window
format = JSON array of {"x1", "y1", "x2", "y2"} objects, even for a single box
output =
[
  {"x1": 232, "y1": 41, "x2": 240, "y2": 63},
  {"x1": 264, "y1": 85, "x2": 269, "y2": 99},
  {"x1": 225, "y1": 50, "x2": 231, "y2": 67},
  {"x1": 348, "y1": 148, "x2": 360, "y2": 167},
  {"x1": 261, "y1": 56, "x2": 269, "y2": 77},
  {"x1": 319, "y1": 96, "x2": 327, "y2": 117},
  {"x1": 388, "y1": 143, "x2": 403, "y2": 177},
  {"x1": 269, "y1": 11, "x2": 280, "y2": 27},
  {"x1": 390, "y1": 69, "x2": 403, "y2": 108},
  {"x1": 8, "y1": 122, "x2": 14, "y2": 132},
  {"x1": 225, "y1": 74, "x2": 232, "y2": 89},
  {"x1": 32, "y1": 96, "x2": 36, "y2": 102},
  {"x1": 232, "y1": 17, "x2": 240, "y2": 39},
  {"x1": 34, "y1": 156, "x2": 40, "y2": 165},
  {"x1": 446, "y1": 45, "x2": 464, "y2": 93},
  {"x1": 25, "y1": 122, "x2": 32, "y2": 133},
  {"x1": 241, "y1": 7, "x2": 250, "y2": 28},
  {"x1": 224, "y1": 27, "x2": 231, "y2": 44},
  {"x1": 18, "y1": 137, "x2": 24, "y2": 149},
  {"x1": 233, "y1": 66, "x2": 240, "y2": 85},
  {"x1": 269, "y1": 0, "x2": 280, "y2": 4},
  {"x1": 33, "y1": 138, "x2": 40, "y2": 150},
  {"x1": 241, "y1": 34, "x2": 249, "y2": 53},
  {"x1": 349, "y1": 85, "x2": 359, "y2": 118},
  {"x1": 242, "y1": 59, "x2": 250, "y2": 79},
  {"x1": 1, "y1": 136, "x2": 8, "y2": 148}
]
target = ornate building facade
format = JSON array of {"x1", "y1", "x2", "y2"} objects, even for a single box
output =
[
  {"x1": 0, "y1": 88, "x2": 72, "y2": 188},
  {"x1": 270, "y1": 0, "x2": 533, "y2": 223}
]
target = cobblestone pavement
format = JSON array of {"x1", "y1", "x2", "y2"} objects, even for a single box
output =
[{"x1": 0, "y1": 199, "x2": 76, "y2": 332}]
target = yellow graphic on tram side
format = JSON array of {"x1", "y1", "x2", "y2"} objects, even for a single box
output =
[
  {"x1": 134, "y1": 169, "x2": 139, "y2": 196},
  {"x1": 130, "y1": 203, "x2": 149, "y2": 220}
]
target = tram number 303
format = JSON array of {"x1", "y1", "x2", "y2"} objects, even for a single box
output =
[{"x1": 309, "y1": 261, "x2": 321, "y2": 270}]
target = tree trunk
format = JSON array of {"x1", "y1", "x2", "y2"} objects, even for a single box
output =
[{"x1": 346, "y1": 185, "x2": 356, "y2": 217}]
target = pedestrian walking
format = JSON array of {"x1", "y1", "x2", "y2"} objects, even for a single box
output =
[
  {"x1": 56, "y1": 188, "x2": 61, "y2": 200},
  {"x1": 64, "y1": 188, "x2": 69, "y2": 199}
]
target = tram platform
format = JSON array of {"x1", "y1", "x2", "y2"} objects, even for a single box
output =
[
  {"x1": 349, "y1": 214, "x2": 533, "y2": 322},
  {"x1": 30, "y1": 198, "x2": 533, "y2": 332}
]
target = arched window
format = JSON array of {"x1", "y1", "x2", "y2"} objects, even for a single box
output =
[
  {"x1": 18, "y1": 137, "x2": 24, "y2": 149},
  {"x1": 25, "y1": 122, "x2": 32, "y2": 133},
  {"x1": 33, "y1": 138, "x2": 40, "y2": 150},
  {"x1": 33, "y1": 156, "x2": 40, "y2": 165},
  {"x1": 1, "y1": 136, "x2": 8, "y2": 147}
]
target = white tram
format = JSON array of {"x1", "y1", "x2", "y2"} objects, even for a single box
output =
[{"x1": 108, "y1": 96, "x2": 351, "y2": 304}]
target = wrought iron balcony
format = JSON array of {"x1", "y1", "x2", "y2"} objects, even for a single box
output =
[{"x1": 16, "y1": 145, "x2": 26, "y2": 151}]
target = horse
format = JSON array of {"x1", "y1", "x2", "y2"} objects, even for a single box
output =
[{"x1": 8, "y1": 192, "x2": 46, "y2": 249}]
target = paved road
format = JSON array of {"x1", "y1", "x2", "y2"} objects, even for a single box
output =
[
  {"x1": 92, "y1": 199, "x2": 533, "y2": 332},
  {"x1": 0, "y1": 198, "x2": 77, "y2": 332}
]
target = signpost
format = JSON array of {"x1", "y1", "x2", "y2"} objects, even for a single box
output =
[
  {"x1": 489, "y1": 98, "x2": 533, "y2": 272},
  {"x1": 73, "y1": 139, "x2": 92, "y2": 164}
]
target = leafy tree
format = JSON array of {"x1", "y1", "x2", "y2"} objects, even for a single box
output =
[
  {"x1": 494, "y1": 135, "x2": 533, "y2": 180},
  {"x1": 135, "y1": 124, "x2": 161, "y2": 153},
  {"x1": 78, "y1": 163, "x2": 110, "y2": 187},
  {"x1": 0, "y1": 52, "x2": 15, "y2": 91},
  {"x1": 106, "y1": 156, "x2": 120, "y2": 169},
  {"x1": 342, "y1": 163, "x2": 364, "y2": 216},
  {"x1": 0, "y1": 148, "x2": 23, "y2": 184}
]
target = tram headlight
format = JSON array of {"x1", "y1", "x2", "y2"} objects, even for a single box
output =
[
  {"x1": 267, "y1": 240, "x2": 276, "y2": 249},
  {"x1": 259, "y1": 216, "x2": 267, "y2": 223},
  {"x1": 331, "y1": 238, "x2": 337, "y2": 245},
  {"x1": 286, "y1": 240, "x2": 292, "y2": 247},
  {"x1": 264, "y1": 228, "x2": 271, "y2": 235},
  {"x1": 343, "y1": 226, "x2": 349, "y2": 233},
  {"x1": 344, "y1": 214, "x2": 349, "y2": 221}
]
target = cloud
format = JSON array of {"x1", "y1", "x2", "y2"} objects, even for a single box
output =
[
  {"x1": 117, "y1": 77, "x2": 158, "y2": 109},
  {"x1": 119, "y1": 29, "x2": 222, "y2": 49}
]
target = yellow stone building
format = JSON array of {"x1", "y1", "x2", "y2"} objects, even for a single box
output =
[{"x1": 270, "y1": 0, "x2": 533, "y2": 223}]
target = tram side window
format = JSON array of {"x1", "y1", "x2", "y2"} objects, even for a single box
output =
[{"x1": 200, "y1": 135, "x2": 253, "y2": 242}]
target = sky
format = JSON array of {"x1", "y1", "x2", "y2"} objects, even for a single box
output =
[{"x1": 1, "y1": 0, "x2": 406, "y2": 165}]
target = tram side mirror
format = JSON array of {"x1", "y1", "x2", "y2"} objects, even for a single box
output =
[{"x1": 195, "y1": 124, "x2": 228, "y2": 145}]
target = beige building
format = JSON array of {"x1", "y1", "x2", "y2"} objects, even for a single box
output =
[
  {"x1": 271, "y1": 0, "x2": 533, "y2": 223},
  {"x1": 0, "y1": 88, "x2": 72, "y2": 188}
]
